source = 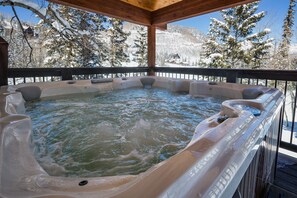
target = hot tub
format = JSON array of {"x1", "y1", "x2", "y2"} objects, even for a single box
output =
[{"x1": 0, "y1": 77, "x2": 284, "y2": 197}]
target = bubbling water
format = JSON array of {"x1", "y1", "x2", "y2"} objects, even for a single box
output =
[{"x1": 26, "y1": 88, "x2": 225, "y2": 177}]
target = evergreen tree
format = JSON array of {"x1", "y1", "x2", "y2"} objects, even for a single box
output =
[
  {"x1": 246, "y1": 29, "x2": 273, "y2": 68},
  {"x1": 280, "y1": 0, "x2": 296, "y2": 57},
  {"x1": 274, "y1": 0, "x2": 296, "y2": 70},
  {"x1": 43, "y1": 4, "x2": 108, "y2": 68},
  {"x1": 43, "y1": 31, "x2": 78, "y2": 68},
  {"x1": 2, "y1": 17, "x2": 36, "y2": 68},
  {"x1": 107, "y1": 18, "x2": 130, "y2": 67},
  {"x1": 0, "y1": 14, "x2": 4, "y2": 36},
  {"x1": 201, "y1": 2, "x2": 272, "y2": 69},
  {"x1": 70, "y1": 8, "x2": 108, "y2": 67},
  {"x1": 275, "y1": 0, "x2": 296, "y2": 126},
  {"x1": 133, "y1": 25, "x2": 147, "y2": 67},
  {"x1": 43, "y1": 5, "x2": 79, "y2": 68}
]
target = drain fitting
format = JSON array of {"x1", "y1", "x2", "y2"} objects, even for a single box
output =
[{"x1": 79, "y1": 180, "x2": 88, "y2": 186}]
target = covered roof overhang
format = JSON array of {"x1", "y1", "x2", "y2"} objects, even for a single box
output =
[{"x1": 48, "y1": 0, "x2": 257, "y2": 27}]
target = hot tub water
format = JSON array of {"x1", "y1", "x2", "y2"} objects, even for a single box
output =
[{"x1": 26, "y1": 88, "x2": 225, "y2": 177}]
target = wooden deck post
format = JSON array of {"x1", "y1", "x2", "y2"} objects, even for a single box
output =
[
  {"x1": 61, "y1": 68, "x2": 73, "y2": 81},
  {"x1": 226, "y1": 71, "x2": 238, "y2": 83},
  {"x1": 0, "y1": 36, "x2": 8, "y2": 86},
  {"x1": 147, "y1": 25, "x2": 156, "y2": 76}
]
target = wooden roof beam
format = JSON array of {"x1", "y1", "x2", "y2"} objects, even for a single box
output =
[
  {"x1": 47, "y1": 0, "x2": 258, "y2": 27},
  {"x1": 152, "y1": 0, "x2": 258, "y2": 25},
  {"x1": 48, "y1": 0, "x2": 152, "y2": 26}
]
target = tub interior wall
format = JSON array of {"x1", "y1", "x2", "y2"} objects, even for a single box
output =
[{"x1": 10, "y1": 77, "x2": 253, "y2": 100}]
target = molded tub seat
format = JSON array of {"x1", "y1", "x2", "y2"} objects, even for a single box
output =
[{"x1": 0, "y1": 77, "x2": 284, "y2": 198}]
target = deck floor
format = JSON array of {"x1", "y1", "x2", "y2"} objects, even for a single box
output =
[
  {"x1": 274, "y1": 164, "x2": 297, "y2": 195},
  {"x1": 268, "y1": 153, "x2": 297, "y2": 198}
]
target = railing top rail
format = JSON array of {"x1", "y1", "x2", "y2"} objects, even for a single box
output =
[
  {"x1": 8, "y1": 67, "x2": 149, "y2": 78},
  {"x1": 154, "y1": 67, "x2": 297, "y2": 81},
  {"x1": 7, "y1": 66, "x2": 297, "y2": 81}
]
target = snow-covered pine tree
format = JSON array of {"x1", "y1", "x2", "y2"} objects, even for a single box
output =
[
  {"x1": 70, "y1": 9, "x2": 108, "y2": 67},
  {"x1": 246, "y1": 29, "x2": 273, "y2": 68},
  {"x1": 274, "y1": 0, "x2": 296, "y2": 70},
  {"x1": 201, "y1": 2, "x2": 272, "y2": 69},
  {"x1": 43, "y1": 4, "x2": 108, "y2": 68},
  {"x1": 0, "y1": 14, "x2": 4, "y2": 36},
  {"x1": 274, "y1": 0, "x2": 296, "y2": 126},
  {"x1": 107, "y1": 18, "x2": 130, "y2": 67},
  {"x1": 280, "y1": 0, "x2": 296, "y2": 58},
  {"x1": 43, "y1": 31, "x2": 78, "y2": 68},
  {"x1": 133, "y1": 25, "x2": 147, "y2": 67},
  {"x1": 2, "y1": 16, "x2": 37, "y2": 68},
  {"x1": 200, "y1": 20, "x2": 226, "y2": 68},
  {"x1": 43, "y1": 5, "x2": 79, "y2": 68},
  {"x1": 0, "y1": 1, "x2": 110, "y2": 68}
]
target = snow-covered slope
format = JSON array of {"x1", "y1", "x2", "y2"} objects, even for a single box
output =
[{"x1": 124, "y1": 23, "x2": 206, "y2": 66}]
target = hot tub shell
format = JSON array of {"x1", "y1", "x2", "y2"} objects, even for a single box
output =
[{"x1": 0, "y1": 77, "x2": 284, "y2": 197}]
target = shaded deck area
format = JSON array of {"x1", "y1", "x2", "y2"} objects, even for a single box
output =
[{"x1": 268, "y1": 152, "x2": 297, "y2": 197}]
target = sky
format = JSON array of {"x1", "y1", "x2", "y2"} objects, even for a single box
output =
[
  {"x1": 0, "y1": 3, "x2": 40, "y2": 23},
  {"x1": 0, "y1": 0, "x2": 295, "y2": 42},
  {"x1": 172, "y1": 0, "x2": 294, "y2": 42}
]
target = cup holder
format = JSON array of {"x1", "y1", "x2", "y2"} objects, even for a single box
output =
[{"x1": 233, "y1": 104, "x2": 261, "y2": 116}]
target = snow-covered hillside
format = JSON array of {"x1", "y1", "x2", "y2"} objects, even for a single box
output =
[{"x1": 124, "y1": 23, "x2": 205, "y2": 66}]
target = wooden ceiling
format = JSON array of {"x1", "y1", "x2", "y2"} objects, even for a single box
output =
[
  {"x1": 48, "y1": 0, "x2": 257, "y2": 26},
  {"x1": 121, "y1": 0, "x2": 183, "y2": 11}
]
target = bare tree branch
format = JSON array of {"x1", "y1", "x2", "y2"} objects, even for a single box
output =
[
  {"x1": 10, "y1": 4, "x2": 33, "y2": 67},
  {"x1": 9, "y1": 16, "x2": 15, "y2": 43},
  {"x1": 1, "y1": 0, "x2": 79, "y2": 41},
  {"x1": 0, "y1": 0, "x2": 107, "y2": 61}
]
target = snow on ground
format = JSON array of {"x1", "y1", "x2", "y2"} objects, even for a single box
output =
[
  {"x1": 124, "y1": 23, "x2": 205, "y2": 66},
  {"x1": 281, "y1": 90, "x2": 297, "y2": 155},
  {"x1": 290, "y1": 44, "x2": 297, "y2": 55}
]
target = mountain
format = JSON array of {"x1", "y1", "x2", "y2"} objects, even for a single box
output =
[{"x1": 124, "y1": 23, "x2": 206, "y2": 66}]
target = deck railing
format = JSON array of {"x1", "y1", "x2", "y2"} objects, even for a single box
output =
[
  {"x1": 4, "y1": 66, "x2": 297, "y2": 153},
  {"x1": 7, "y1": 67, "x2": 149, "y2": 85}
]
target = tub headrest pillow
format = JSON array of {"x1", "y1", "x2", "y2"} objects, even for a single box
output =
[
  {"x1": 140, "y1": 78, "x2": 155, "y2": 88},
  {"x1": 16, "y1": 86, "x2": 42, "y2": 101},
  {"x1": 242, "y1": 88, "x2": 264, "y2": 99}
]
